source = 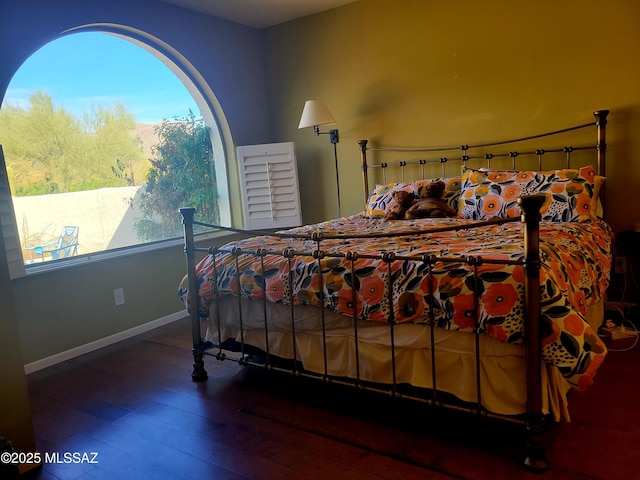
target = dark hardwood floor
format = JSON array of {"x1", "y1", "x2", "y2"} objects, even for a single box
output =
[{"x1": 21, "y1": 316, "x2": 640, "y2": 480}]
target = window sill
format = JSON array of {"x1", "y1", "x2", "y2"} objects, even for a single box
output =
[{"x1": 22, "y1": 229, "x2": 236, "y2": 276}]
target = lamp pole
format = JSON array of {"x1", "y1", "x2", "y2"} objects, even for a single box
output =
[
  {"x1": 312, "y1": 125, "x2": 341, "y2": 218},
  {"x1": 330, "y1": 129, "x2": 340, "y2": 218}
]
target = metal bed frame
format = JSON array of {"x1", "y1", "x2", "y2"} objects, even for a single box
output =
[{"x1": 180, "y1": 110, "x2": 609, "y2": 472}]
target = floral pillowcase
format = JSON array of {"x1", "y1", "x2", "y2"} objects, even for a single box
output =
[
  {"x1": 458, "y1": 165, "x2": 599, "y2": 222},
  {"x1": 365, "y1": 177, "x2": 461, "y2": 219}
]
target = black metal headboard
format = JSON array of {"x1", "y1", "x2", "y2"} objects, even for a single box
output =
[{"x1": 358, "y1": 110, "x2": 609, "y2": 211}]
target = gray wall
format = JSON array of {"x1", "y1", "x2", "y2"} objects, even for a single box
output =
[{"x1": 0, "y1": 0, "x2": 273, "y2": 364}]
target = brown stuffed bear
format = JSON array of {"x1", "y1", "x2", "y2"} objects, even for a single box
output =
[
  {"x1": 404, "y1": 180, "x2": 457, "y2": 219},
  {"x1": 383, "y1": 190, "x2": 416, "y2": 220}
]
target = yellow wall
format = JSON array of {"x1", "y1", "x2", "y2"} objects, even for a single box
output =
[{"x1": 267, "y1": 0, "x2": 640, "y2": 234}]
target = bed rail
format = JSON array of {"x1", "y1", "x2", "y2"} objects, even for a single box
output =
[
  {"x1": 519, "y1": 194, "x2": 546, "y2": 470},
  {"x1": 180, "y1": 207, "x2": 212, "y2": 381}
]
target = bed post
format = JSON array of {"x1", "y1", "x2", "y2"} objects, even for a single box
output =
[
  {"x1": 518, "y1": 194, "x2": 548, "y2": 472},
  {"x1": 180, "y1": 207, "x2": 208, "y2": 382},
  {"x1": 594, "y1": 110, "x2": 609, "y2": 213},
  {"x1": 359, "y1": 139, "x2": 369, "y2": 204}
]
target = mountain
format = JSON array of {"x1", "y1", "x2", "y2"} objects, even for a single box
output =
[{"x1": 131, "y1": 123, "x2": 160, "y2": 158}]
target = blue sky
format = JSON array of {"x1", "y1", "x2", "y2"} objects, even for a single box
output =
[{"x1": 3, "y1": 32, "x2": 200, "y2": 124}]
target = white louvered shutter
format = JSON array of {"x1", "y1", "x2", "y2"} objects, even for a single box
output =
[
  {"x1": 0, "y1": 146, "x2": 26, "y2": 279},
  {"x1": 236, "y1": 142, "x2": 302, "y2": 230}
]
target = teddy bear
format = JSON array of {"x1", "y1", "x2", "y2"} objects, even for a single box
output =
[
  {"x1": 383, "y1": 190, "x2": 416, "y2": 220},
  {"x1": 404, "y1": 180, "x2": 457, "y2": 219}
]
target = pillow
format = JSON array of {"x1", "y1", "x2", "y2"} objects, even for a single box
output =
[
  {"x1": 365, "y1": 177, "x2": 461, "y2": 218},
  {"x1": 477, "y1": 169, "x2": 606, "y2": 218},
  {"x1": 458, "y1": 165, "x2": 598, "y2": 222},
  {"x1": 475, "y1": 168, "x2": 606, "y2": 219}
]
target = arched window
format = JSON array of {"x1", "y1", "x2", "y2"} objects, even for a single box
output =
[{"x1": 0, "y1": 29, "x2": 230, "y2": 276}]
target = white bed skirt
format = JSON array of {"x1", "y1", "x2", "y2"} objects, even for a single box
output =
[{"x1": 207, "y1": 297, "x2": 603, "y2": 421}]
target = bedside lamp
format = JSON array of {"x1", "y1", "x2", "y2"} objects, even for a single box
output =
[{"x1": 298, "y1": 99, "x2": 341, "y2": 218}]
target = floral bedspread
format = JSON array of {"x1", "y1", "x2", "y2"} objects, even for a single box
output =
[{"x1": 179, "y1": 214, "x2": 613, "y2": 389}]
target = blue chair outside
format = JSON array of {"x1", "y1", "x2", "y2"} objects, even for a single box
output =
[{"x1": 25, "y1": 226, "x2": 79, "y2": 262}]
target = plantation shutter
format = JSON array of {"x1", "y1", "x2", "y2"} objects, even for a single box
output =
[
  {"x1": 236, "y1": 142, "x2": 302, "y2": 230},
  {"x1": 0, "y1": 146, "x2": 26, "y2": 279}
]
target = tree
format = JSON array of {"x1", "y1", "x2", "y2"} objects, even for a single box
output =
[
  {"x1": 134, "y1": 112, "x2": 219, "y2": 241},
  {"x1": 80, "y1": 103, "x2": 145, "y2": 190},
  {"x1": 1, "y1": 92, "x2": 82, "y2": 194},
  {"x1": 0, "y1": 91, "x2": 147, "y2": 195}
]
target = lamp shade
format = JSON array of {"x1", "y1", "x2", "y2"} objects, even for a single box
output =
[{"x1": 298, "y1": 100, "x2": 336, "y2": 129}]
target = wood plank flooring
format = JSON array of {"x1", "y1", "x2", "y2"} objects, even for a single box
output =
[{"x1": 21, "y1": 316, "x2": 640, "y2": 479}]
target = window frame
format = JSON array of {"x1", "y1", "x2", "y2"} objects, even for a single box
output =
[{"x1": 0, "y1": 26, "x2": 235, "y2": 278}]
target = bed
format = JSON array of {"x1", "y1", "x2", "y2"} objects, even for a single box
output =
[{"x1": 179, "y1": 110, "x2": 613, "y2": 472}]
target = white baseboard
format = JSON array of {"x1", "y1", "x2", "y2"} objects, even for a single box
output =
[{"x1": 24, "y1": 311, "x2": 188, "y2": 375}]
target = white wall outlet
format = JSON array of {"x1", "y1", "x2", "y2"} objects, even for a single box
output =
[{"x1": 113, "y1": 288, "x2": 125, "y2": 306}]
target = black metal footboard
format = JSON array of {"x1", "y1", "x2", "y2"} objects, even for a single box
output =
[{"x1": 180, "y1": 194, "x2": 549, "y2": 472}]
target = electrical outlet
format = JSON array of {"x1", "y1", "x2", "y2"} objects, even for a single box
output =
[
  {"x1": 614, "y1": 256, "x2": 628, "y2": 274},
  {"x1": 113, "y1": 288, "x2": 125, "y2": 306}
]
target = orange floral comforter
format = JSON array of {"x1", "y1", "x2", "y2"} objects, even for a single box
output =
[{"x1": 179, "y1": 214, "x2": 613, "y2": 389}]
